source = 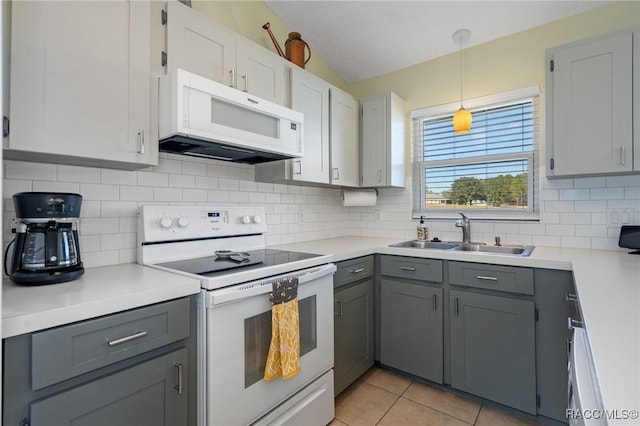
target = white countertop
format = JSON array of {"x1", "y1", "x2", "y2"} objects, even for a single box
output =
[
  {"x1": 2, "y1": 263, "x2": 201, "y2": 339},
  {"x1": 273, "y1": 236, "x2": 640, "y2": 424}
]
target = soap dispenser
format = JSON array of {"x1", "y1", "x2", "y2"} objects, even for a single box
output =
[{"x1": 417, "y1": 216, "x2": 428, "y2": 241}]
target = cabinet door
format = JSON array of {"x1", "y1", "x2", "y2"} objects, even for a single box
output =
[
  {"x1": 360, "y1": 95, "x2": 387, "y2": 186},
  {"x1": 549, "y1": 32, "x2": 633, "y2": 176},
  {"x1": 334, "y1": 279, "x2": 375, "y2": 396},
  {"x1": 236, "y1": 36, "x2": 287, "y2": 105},
  {"x1": 330, "y1": 87, "x2": 360, "y2": 187},
  {"x1": 166, "y1": 0, "x2": 235, "y2": 86},
  {"x1": 450, "y1": 290, "x2": 536, "y2": 414},
  {"x1": 380, "y1": 278, "x2": 443, "y2": 383},
  {"x1": 9, "y1": 1, "x2": 154, "y2": 167},
  {"x1": 289, "y1": 67, "x2": 330, "y2": 183},
  {"x1": 29, "y1": 348, "x2": 188, "y2": 426}
]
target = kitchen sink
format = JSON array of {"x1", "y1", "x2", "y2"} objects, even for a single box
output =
[
  {"x1": 453, "y1": 243, "x2": 535, "y2": 256},
  {"x1": 389, "y1": 240, "x2": 461, "y2": 250},
  {"x1": 389, "y1": 240, "x2": 535, "y2": 256}
]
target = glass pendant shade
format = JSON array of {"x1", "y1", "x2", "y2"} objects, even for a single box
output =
[{"x1": 453, "y1": 106, "x2": 472, "y2": 134}]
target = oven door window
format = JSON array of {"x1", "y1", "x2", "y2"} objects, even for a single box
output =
[{"x1": 244, "y1": 295, "x2": 317, "y2": 388}]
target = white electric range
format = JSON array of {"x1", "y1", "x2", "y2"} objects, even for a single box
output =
[{"x1": 137, "y1": 205, "x2": 335, "y2": 426}]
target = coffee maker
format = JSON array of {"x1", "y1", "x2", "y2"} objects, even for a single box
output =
[{"x1": 6, "y1": 192, "x2": 84, "y2": 285}]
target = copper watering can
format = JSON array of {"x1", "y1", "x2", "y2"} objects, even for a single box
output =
[{"x1": 262, "y1": 22, "x2": 311, "y2": 69}]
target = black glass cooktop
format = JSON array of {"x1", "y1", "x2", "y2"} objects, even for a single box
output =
[{"x1": 156, "y1": 249, "x2": 321, "y2": 278}]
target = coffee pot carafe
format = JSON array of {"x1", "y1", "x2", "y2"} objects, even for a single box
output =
[{"x1": 6, "y1": 192, "x2": 84, "y2": 285}]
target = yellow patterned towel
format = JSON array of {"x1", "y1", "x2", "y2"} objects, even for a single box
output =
[{"x1": 264, "y1": 277, "x2": 301, "y2": 381}]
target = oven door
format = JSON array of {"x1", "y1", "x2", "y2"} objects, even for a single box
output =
[{"x1": 198, "y1": 264, "x2": 335, "y2": 426}]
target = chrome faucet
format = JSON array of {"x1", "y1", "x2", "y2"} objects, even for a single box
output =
[{"x1": 455, "y1": 213, "x2": 471, "y2": 243}]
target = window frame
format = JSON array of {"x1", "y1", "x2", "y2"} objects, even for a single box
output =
[{"x1": 411, "y1": 86, "x2": 540, "y2": 221}]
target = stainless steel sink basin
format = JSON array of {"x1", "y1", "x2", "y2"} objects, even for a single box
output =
[
  {"x1": 389, "y1": 240, "x2": 460, "y2": 250},
  {"x1": 389, "y1": 240, "x2": 535, "y2": 256},
  {"x1": 453, "y1": 243, "x2": 535, "y2": 256}
]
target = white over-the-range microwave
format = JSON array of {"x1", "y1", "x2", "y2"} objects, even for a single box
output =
[{"x1": 158, "y1": 68, "x2": 304, "y2": 164}]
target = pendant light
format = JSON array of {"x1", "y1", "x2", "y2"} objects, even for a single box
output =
[{"x1": 452, "y1": 29, "x2": 472, "y2": 134}]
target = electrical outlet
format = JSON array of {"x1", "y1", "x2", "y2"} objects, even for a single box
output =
[{"x1": 374, "y1": 210, "x2": 382, "y2": 222}]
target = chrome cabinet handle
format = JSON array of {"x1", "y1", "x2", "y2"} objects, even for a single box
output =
[
  {"x1": 477, "y1": 275, "x2": 498, "y2": 281},
  {"x1": 335, "y1": 299, "x2": 343, "y2": 317},
  {"x1": 174, "y1": 363, "x2": 184, "y2": 395},
  {"x1": 454, "y1": 297, "x2": 459, "y2": 316},
  {"x1": 433, "y1": 293, "x2": 437, "y2": 311},
  {"x1": 620, "y1": 146, "x2": 625, "y2": 166},
  {"x1": 137, "y1": 130, "x2": 145, "y2": 154},
  {"x1": 242, "y1": 73, "x2": 248, "y2": 92},
  {"x1": 400, "y1": 266, "x2": 416, "y2": 271},
  {"x1": 107, "y1": 330, "x2": 148, "y2": 347},
  {"x1": 228, "y1": 69, "x2": 236, "y2": 88},
  {"x1": 567, "y1": 316, "x2": 583, "y2": 330},
  {"x1": 351, "y1": 268, "x2": 365, "y2": 274},
  {"x1": 566, "y1": 293, "x2": 578, "y2": 302}
]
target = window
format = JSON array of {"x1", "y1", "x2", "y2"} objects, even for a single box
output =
[{"x1": 412, "y1": 87, "x2": 539, "y2": 219}]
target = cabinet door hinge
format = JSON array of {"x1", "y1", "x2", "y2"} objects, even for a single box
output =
[
  {"x1": 536, "y1": 394, "x2": 541, "y2": 408},
  {"x1": 550, "y1": 158, "x2": 555, "y2": 170},
  {"x1": 3, "y1": 115, "x2": 9, "y2": 137},
  {"x1": 534, "y1": 308, "x2": 539, "y2": 321},
  {"x1": 161, "y1": 51, "x2": 168, "y2": 67},
  {"x1": 550, "y1": 59, "x2": 554, "y2": 72},
  {"x1": 161, "y1": 9, "x2": 167, "y2": 25}
]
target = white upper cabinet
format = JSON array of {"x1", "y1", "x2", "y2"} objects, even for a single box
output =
[
  {"x1": 165, "y1": 1, "x2": 287, "y2": 105},
  {"x1": 289, "y1": 68, "x2": 331, "y2": 183},
  {"x1": 546, "y1": 29, "x2": 637, "y2": 177},
  {"x1": 330, "y1": 87, "x2": 359, "y2": 187},
  {"x1": 6, "y1": 1, "x2": 157, "y2": 169},
  {"x1": 255, "y1": 68, "x2": 361, "y2": 187},
  {"x1": 360, "y1": 92, "x2": 406, "y2": 188}
]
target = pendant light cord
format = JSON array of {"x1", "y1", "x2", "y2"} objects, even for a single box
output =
[{"x1": 459, "y1": 37, "x2": 464, "y2": 108}]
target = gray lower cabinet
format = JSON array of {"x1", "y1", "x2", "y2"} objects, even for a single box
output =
[
  {"x1": 3, "y1": 297, "x2": 196, "y2": 426},
  {"x1": 29, "y1": 347, "x2": 188, "y2": 426},
  {"x1": 334, "y1": 256, "x2": 375, "y2": 395},
  {"x1": 379, "y1": 255, "x2": 444, "y2": 383},
  {"x1": 449, "y1": 289, "x2": 536, "y2": 415},
  {"x1": 535, "y1": 268, "x2": 574, "y2": 423}
]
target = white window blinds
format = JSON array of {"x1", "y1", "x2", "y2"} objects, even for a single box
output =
[{"x1": 412, "y1": 91, "x2": 539, "y2": 217}]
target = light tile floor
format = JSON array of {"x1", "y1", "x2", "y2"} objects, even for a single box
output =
[{"x1": 331, "y1": 367, "x2": 543, "y2": 426}]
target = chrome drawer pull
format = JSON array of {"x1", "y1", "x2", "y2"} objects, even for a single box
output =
[
  {"x1": 175, "y1": 363, "x2": 184, "y2": 395},
  {"x1": 400, "y1": 266, "x2": 416, "y2": 271},
  {"x1": 476, "y1": 275, "x2": 498, "y2": 281},
  {"x1": 351, "y1": 268, "x2": 365, "y2": 274},
  {"x1": 107, "y1": 331, "x2": 148, "y2": 347},
  {"x1": 566, "y1": 293, "x2": 578, "y2": 302},
  {"x1": 567, "y1": 316, "x2": 583, "y2": 330}
]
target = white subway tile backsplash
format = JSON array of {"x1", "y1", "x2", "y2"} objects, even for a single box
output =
[
  {"x1": 591, "y1": 187, "x2": 624, "y2": 200},
  {"x1": 5, "y1": 155, "x2": 640, "y2": 270},
  {"x1": 58, "y1": 165, "x2": 101, "y2": 183},
  {"x1": 101, "y1": 169, "x2": 137, "y2": 185},
  {"x1": 138, "y1": 171, "x2": 168, "y2": 187},
  {"x1": 169, "y1": 174, "x2": 195, "y2": 188},
  {"x1": 153, "y1": 187, "x2": 183, "y2": 202},
  {"x1": 33, "y1": 181, "x2": 80, "y2": 193},
  {"x1": 5, "y1": 161, "x2": 57, "y2": 181},
  {"x1": 120, "y1": 186, "x2": 154, "y2": 202}
]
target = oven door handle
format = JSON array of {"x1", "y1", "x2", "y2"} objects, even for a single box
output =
[{"x1": 208, "y1": 263, "x2": 337, "y2": 305}]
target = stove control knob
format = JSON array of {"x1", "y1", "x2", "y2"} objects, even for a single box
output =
[
  {"x1": 252, "y1": 215, "x2": 262, "y2": 224},
  {"x1": 159, "y1": 217, "x2": 173, "y2": 229},
  {"x1": 241, "y1": 215, "x2": 252, "y2": 224},
  {"x1": 177, "y1": 217, "x2": 189, "y2": 228}
]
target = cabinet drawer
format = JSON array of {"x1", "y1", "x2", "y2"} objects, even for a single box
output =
[
  {"x1": 449, "y1": 262, "x2": 534, "y2": 295},
  {"x1": 31, "y1": 297, "x2": 191, "y2": 390},
  {"x1": 380, "y1": 256, "x2": 443, "y2": 283},
  {"x1": 334, "y1": 256, "x2": 374, "y2": 288}
]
